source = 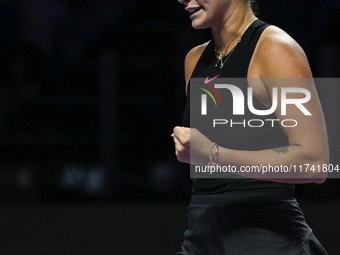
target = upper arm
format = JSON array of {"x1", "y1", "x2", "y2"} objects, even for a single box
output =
[
  {"x1": 254, "y1": 27, "x2": 329, "y2": 164},
  {"x1": 254, "y1": 26, "x2": 312, "y2": 78},
  {"x1": 184, "y1": 42, "x2": 209, "y2": 94}
]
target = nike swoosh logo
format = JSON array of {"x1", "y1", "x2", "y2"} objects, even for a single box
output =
[{"x1": 204, "y1": 74, "x2": 220, "y2": 84}]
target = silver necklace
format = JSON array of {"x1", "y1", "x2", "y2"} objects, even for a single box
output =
[{"x1": 215, "y1": 16, "x2": 255, "y2": 69}]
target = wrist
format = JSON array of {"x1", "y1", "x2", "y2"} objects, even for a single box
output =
[{"x1": 207, "y1": 142, "x2": 219, "y2": 166}]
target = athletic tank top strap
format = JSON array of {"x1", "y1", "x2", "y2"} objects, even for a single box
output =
[{"x1": 191, "y1": 19, "x2": 270, "y2": 79}]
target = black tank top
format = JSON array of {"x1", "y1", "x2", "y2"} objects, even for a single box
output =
[{"x1": 182, "y1": 20, "x2": 294, "y2": 202}]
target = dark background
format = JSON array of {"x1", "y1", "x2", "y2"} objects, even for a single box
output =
[{"x1": 0, "y1": 0, "x2": 339, "y2": 254}]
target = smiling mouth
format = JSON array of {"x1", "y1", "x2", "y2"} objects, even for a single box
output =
[{"x1": 189, "y1": 7, "x2": 202, "y2": 15}]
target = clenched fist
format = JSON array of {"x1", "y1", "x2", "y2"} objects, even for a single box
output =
[{"x1": 172, "y1": 126, "x2": 212, "y2": 165}]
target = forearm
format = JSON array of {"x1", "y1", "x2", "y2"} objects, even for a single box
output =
[{"x1": 215, "y1": 143, "x2": 329, "y2": 183}]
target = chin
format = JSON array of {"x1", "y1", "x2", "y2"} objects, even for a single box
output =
[{"x1": 191, "y1": 21, "x2": 209, "y2": 30}]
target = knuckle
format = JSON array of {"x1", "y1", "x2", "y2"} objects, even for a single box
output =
[
  {"x1": 177, "y1": 146, "x2": 185, "y2": 153},
  {"x1": 182, "y1": 139, "x2": 190, "y2": 147}
]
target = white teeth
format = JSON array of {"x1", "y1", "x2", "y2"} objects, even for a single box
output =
[{"x1": 189, "y1": 7, "x2": 202, "y2": 15}]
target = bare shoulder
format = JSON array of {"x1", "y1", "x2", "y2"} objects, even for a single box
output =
[
  {"x1": 184, "y1": 41, "x2": 210, "y2": 93},
  {"x1": 252, "y1": 25, "x2": 312, "y2": 78}
]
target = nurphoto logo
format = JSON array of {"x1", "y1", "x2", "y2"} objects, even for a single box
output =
[{"x1": 195, "y1": 78, "x2": 312, "y2": 128}]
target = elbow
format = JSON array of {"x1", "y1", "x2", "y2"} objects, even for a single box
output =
[
  {"x1": 313, "y1": 156, "x2": 329, "y2": 184},
  {"x1": 312, "y1": 175, "x2": 327, "y2": 184},
  {"x1": 303, "y1": 149, "x2": 329, "y2": 184},
  {"x1": 311, "y1": 156, "x2": 329, "y2": 184}
]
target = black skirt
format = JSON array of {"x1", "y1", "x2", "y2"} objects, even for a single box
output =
[{"x1": 177, "y1": 199, "x2": 328, "y2": 255}]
